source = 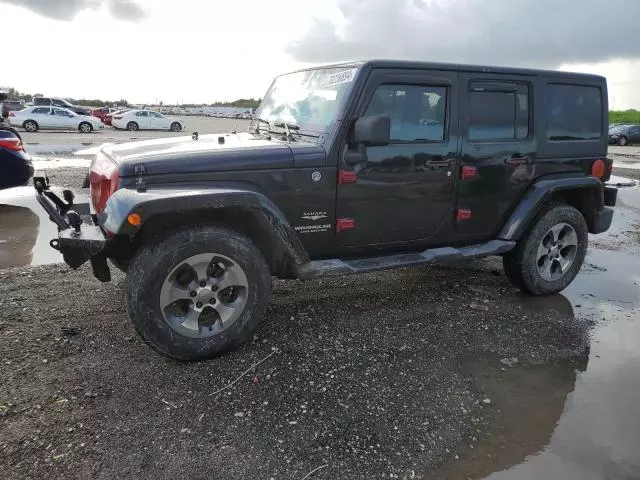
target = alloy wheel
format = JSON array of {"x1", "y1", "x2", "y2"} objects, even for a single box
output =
[
  {"x1": 536, "y1": 223, "x2": 578, "y2": 282},
  {"x1": 159, "y1": 253, "x2": 249, "y2": 338}
]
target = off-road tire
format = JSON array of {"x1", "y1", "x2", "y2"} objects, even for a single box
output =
[
  {"x1": 24, "y1": 120, "x2": 38, "y2": 132},
  {"x1": 125, "y1": 226, "x2": 271, "y2": 360},
  {"x1": 127, "y1": 121, "x2": 139, "y2": 131},
  {"x1": 502, "y1": 204, "x2": 588, "y2": 296}
]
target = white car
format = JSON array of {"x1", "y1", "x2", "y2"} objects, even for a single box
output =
[
  {"x1": 111, "y1": 110, "x2": 185, "y2": 132},
  {"x1": 9, "y1": 106, "x2": 104, "y2": 133}
]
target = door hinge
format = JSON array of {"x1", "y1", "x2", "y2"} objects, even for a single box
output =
[
  {"x1": 336, "y1": 218, "x2": 355, "y2": 232},
  {"x1": 456, "y1": 209, "x2": 472, "y2": 222},
  {"x1": 338, "y1": 170, "x2": 358, "y2": 185}
]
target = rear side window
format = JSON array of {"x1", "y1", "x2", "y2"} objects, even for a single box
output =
[
  {"x1": 546, "y1": 84, "x2": 602, "y2": 141},
  {"x1": 33, "y1": 107, "x2": 50, "y2": 114},
  {"x1": 468, "y1": 81, "x2": 529, "y2": 141}
]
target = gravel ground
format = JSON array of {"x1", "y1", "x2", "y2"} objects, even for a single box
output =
[
  {"x1": 612, "y1": 167, "x2": 640, "y2": 181},
  {"x1": 41, "y1": 168, "x2": 88, "y2": 190},
  {"x1": 0, "y1": 258, "x2": 590, "y2": 480}
]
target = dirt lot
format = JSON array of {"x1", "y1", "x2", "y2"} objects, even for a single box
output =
[
  {"x1": 0, "y1": 258, "x2": 592, "y2": 480},
  {"x1": 1, "y1": 154, "x2": 639, "y2": 479}
]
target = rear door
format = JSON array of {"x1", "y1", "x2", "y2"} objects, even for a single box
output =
[
  {"x1": 336, "y1": 69, "x2": 459, "y2": 246},
  {"x1": 458, "y1": 73, "x2": 535, "y2": 238},
  {"x1": 133, "y1": 111, "x2": 150, "y2": 129},
  {"x1": 33, "y1": 107, "x2": 54, "y2": 128}
]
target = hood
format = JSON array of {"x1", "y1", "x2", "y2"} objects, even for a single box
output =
[{"x1": 105, "y1": 132, "x2": 326, "y2": 177}]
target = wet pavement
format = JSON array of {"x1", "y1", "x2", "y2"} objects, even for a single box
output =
[
  {"x1": 0, "y1": 175, "x2": 639, "y2": 479},
  {"x1": 432, "y1": 181, "x2": 640, "y2": 479}
]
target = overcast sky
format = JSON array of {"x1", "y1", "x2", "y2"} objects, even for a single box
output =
[{"x1": 2, "y1": 0, "x2": 640, "y2": 108}]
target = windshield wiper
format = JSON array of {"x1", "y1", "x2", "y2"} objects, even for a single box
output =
[
  {"x1": 253, "y1": 117, "x2": 270, "y2": 134},
  {"x1": 273, "y1": 121, "x2": 300, "y2": 142}
]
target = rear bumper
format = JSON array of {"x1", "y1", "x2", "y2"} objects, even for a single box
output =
[
  {"x1": 590, "y1": 207, "x2": 614, "y2": 234},
  {"x1": 34, "y1": 178, "x2": 111, "y2": 281},
  {"x1": 589, "y1": 186, "x2": 617, "y2": 234}
]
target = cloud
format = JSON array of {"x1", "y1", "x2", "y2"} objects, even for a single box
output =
[
  {"x1": 0, "y1": 0, "x2": 146, "y2": 21},
  {"x1": 287, "y1": 0, "x2": 640, "y2": 68}
]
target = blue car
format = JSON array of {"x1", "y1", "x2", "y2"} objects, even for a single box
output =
[{"x1": 0, "y1": 126, "x2": 33, "y2": 190}]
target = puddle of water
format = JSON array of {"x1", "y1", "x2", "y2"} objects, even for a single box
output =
[
  {"x1": 432, "y1": 185, "x2": 640, "y2": 480},
  {"x1": 31, "y1": 156, "x2": 91, "y2": 170},
  {"x1": 0, "y1": 186, "x2": 89, "y2": 268}
]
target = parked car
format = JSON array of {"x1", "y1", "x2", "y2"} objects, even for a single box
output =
[
  {"x1": 33, "y1": 97, "x2": 91, "y2": 116},
  {"x1": 91, "y1": 107, "x2": 120, "y2": 123},
  {"x1": 35, "y1": 60, "x2": 616, "y2": 361},
  {"x1": 0, "y1": 128, "x2": 33, "y2": 190},
  {"x1": 608, "y1": 124, "x2": 640, "y2": 146},
  {"x1": 9, "y1": 106, "x2": 104, "y2": 133},
  {"x1": 111, "y1": 109, "x2": 185, "y2": 131},
  {"x1": 2, "y1": 100, "x2": 25, "y2": 118},
  {"x1": 102, "y1": 109, "x2": 128, "y2": 126}
]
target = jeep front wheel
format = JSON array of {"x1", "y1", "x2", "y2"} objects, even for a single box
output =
[
  {"x1": 125, "y1": 226, "x2": 271, "y2": 360},
  {"x1": 502, "y1": 204, "x2": 588, "y2": 296}
]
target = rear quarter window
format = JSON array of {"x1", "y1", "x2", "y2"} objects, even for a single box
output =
[{"x1": 546, "y1": 84, "x2": 602, "y2": 141}]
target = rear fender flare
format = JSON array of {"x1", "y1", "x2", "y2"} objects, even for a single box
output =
[{"x1": 499, "y1": 175, "x2": 604, "y2": 240}]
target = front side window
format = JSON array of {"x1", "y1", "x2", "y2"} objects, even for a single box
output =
[
  {"x1": 364, "y1": 84, "x2": 447, "y2": 142},
  {"x1": 150, "y1": 112, "x2": 163, "y2": 118},
  {"x1": 54, "y1": 108, "x2": 71, "y2": 116},
  {"x1": 468, "y1": 82, "x2": 529, "y2": 141},
  {"x1": 546, "y1": 84, "x2": 602, "y2": 141},
  {"x1": 254, "y1": 66, "x2": 359, "y2": 134}
]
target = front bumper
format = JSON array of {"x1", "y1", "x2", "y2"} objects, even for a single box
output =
[{"x1": 34, "y1": 177, "x2": 111, "y2": 281}]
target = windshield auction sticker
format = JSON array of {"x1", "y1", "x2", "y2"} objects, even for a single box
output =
[{"x1": 322, "y1": 68, "x2": 358, "y2": 87}]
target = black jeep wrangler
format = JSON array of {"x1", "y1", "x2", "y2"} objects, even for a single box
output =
[{"x1": 35, "y1": 60, "x2": 617, "y2": 360}]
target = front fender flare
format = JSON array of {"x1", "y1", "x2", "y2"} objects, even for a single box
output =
[{"x1": 101, "y1": 186, "x2": 310, "y2": 268}]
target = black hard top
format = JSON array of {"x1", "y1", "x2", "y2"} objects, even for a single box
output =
[{"x1": 296, "y1": 59, "x2": 605, "y2": 82}]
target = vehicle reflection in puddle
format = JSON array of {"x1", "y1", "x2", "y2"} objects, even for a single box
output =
[
  {"x1": 431, "y1": 184, "x2": 640, "y2": 480},
  {"x1": 0, "y1": 186, "x2": 89, "y2": 268}
]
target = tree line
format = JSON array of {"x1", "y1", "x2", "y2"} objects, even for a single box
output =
[{"x1": 0, "y1": 87, "x2": 261, "y2": 109}]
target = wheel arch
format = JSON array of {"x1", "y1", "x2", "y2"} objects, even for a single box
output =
[
  {"x1": 499, "y1": 175, "x2": 605, "y2": 240},
  {"x1": 102, "y1": 187, "x2": 309, "y2": 278}
]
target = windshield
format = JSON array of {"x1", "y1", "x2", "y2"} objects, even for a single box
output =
[
  {"x1": 609, "y1": 125, "x2": 627, "y2": 133},
  {"x1": 252, "y1": 66, "x2": 359, "y2": 134}
]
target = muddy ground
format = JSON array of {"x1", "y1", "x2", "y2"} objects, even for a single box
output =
[
  {"x1": 1, "y1": 165, "x2": 639, "y2": 479},
  {"x1": 0, "y1": 260, "x2": 591, "y2": 480}
]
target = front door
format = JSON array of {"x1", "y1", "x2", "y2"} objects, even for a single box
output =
[
  {"x1": 53, "y1": 108, "x2": 77, "y2": 129},
  {"x1": 149, "y1": 111, "x2": 169, "y2": 129},
  {"x1": 336, "y1": 70, "x2": 459, "y2": 246}
]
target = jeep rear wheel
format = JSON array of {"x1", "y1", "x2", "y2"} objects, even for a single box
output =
[
  {"x1": 502, "y1": 204, "x2": 588, "y2": 296},
  {"x1": 125, "y1": 226, "x2": 271, "y2": 360}
]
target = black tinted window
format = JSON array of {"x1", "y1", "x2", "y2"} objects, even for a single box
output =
[
  {"x1": 34, "y1": 98, "x2": 50, "y2": 105},
  {"x1": 469, "y1": 82, "x2": 529, "y2": 141},
  {"x1": 364, "y1": 84, "x2": 447, "y2": 142},
  {"x1": 546, "y1": 84, "x2": 602, "y2": 141}
]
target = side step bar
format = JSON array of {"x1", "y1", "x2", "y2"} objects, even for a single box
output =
[{"x1": 296, "y1": 240, "x2": 516, "y2": 280}]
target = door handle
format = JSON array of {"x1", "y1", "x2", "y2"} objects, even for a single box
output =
[
  {"x1": 429, "y1": 159, "x2": 454, "y2": 167},
  {"x1": 505, "y1": 156, "x2": 529, "y2": 166}
]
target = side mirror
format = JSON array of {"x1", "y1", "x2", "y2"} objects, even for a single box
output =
[{"x1": 353, "y1": 115, "x2": 390, "y2": 147}]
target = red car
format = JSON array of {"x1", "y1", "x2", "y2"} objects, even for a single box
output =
[
  {"x1": 102, "y1": 108, "x2": 129, "y2": 126},
  {"x1": 92, "y1": 107, "x2": 122, "y2": 126}
]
